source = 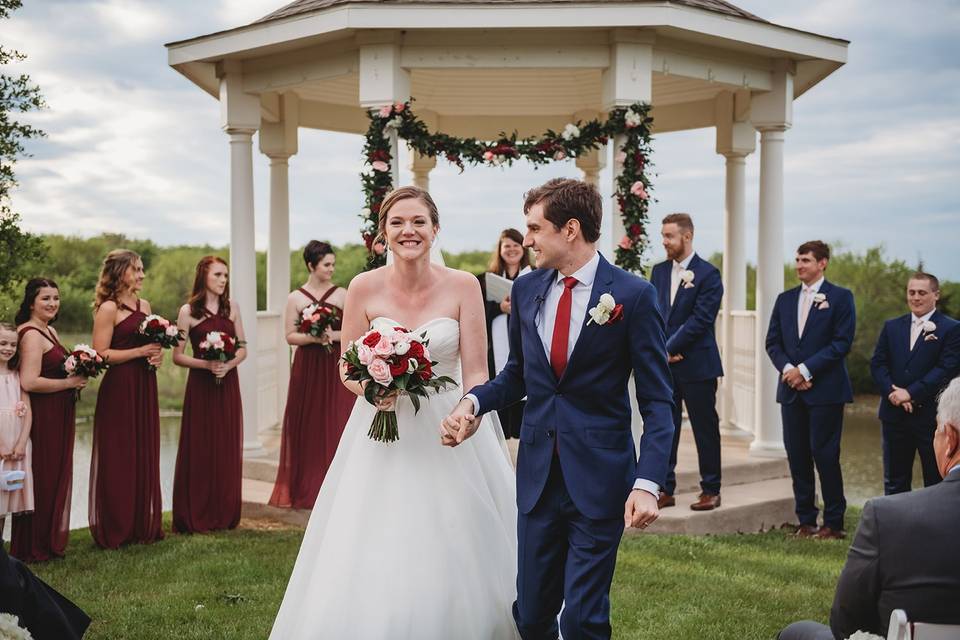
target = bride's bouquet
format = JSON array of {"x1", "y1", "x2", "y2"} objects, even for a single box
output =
[
  {"x1": 341, "y1": 326, "x2": 455, "y2": 443},
  {"x1": 63, "y1": 344, "x2": 108, "y2": 401},
  {"x1": 298, "y1": 302, "x2": 340, "y2": 353},
  {"x1": 196, "y1": 331, "x2": 244, "y2": 385},
  {"x1": 138, "y1": 314, "x2": 183, "y2": 370}
]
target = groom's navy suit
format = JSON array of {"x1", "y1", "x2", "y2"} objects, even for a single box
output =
[
  {"x1": 766, "y1": 279, "x2": 855, "y2": 531},
  {"x1": 870, "y1": 310, "x2": 960, "y2": 494},
  {"x1": 471, "y1": 252, "x2": 674, "y2": 640},
  {"x1": 650, "y1": 253, "x2": 724, "y2": 497}
]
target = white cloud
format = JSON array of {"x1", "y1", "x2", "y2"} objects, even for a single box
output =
[
  {"x1": 217, "y1": 0, "x2": 286, "y2": 26},
  {"x1": 92, "y1": 0, "x2": 175, "y2": 42}
]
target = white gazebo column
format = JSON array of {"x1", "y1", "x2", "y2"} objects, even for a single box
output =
[
  {"x1": 260, "y1": 93, "x2": 299, "y2": 427},
  {"x1": 359, "y1": 32, "x2": 410, "y2": 189},
  {"x1": 750, "y1": 61, "x2": 794, "y2": 457},
  {"x1": 602, "y1": 30, "x2": 654, "y2": 262},
  {"x1": 715, "y1": 90, "x2": 754, "y2": 432},
  {"x1": 219, "y1": 61, "x2": 263, "y2": 455},
  {"x1": 408, "y1": 109, "x2": 437, "y2": 191},
  {"x1": 574, "y1": 109, "x2": 605, "y2": 190}
]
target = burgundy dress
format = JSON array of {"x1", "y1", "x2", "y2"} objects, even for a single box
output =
[
  {"x1": 269, "y1": 287, "x2": 355, "y2": 509},
  {"x1": 10, "y1": 327, "x2": 74, "y2": 563},
  {"x1": 89, "y1": 300, "x2": 164, "y2": 549},
  {"x1": 172, "y1": 311, "x2": 242, "y2": 533}
]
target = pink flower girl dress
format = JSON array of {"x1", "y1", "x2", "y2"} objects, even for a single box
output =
[{"x1": 0, "y1": 371, "x2": 34, "y2": 517}]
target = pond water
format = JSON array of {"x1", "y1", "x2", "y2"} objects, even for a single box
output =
[{"x1": 57, "y1": 397, "x2": 923, "y2": 530}]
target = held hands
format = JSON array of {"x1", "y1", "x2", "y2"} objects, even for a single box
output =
[
  {"x1": 499, "y1": 296, "x2": 512, "y2": 315},
  {"x1": 142, "y1": 343, "x2": 163, "y2": 368},
  {"x1": 889, "y1": 386, "x2": 913, "y2": 413},
  {"x1": 318, "y1": 328, "x2": 334, "y2": 346},
  {"x1": 624, "y1": 490, "x2": 659, "y2": 530},
  {"x1": 208, "y1": 361, "x2": 230, "y2": 379},
  {"x1": 440, "y1": 398, "x2": 479, "y2": 447},
  {"x1": 66, "y1": 375, "x2": 88, "y2": 391},
  {"x1": 782, "y1": 367, "x2": 811, "y2": 391},
  {"x1": 667, "y1": 353, "x2": 684, "y2": 364}
]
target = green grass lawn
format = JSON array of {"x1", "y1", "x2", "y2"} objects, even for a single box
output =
[{"x1": 28, "y1": 512, "x2": 858, "y2": 640}]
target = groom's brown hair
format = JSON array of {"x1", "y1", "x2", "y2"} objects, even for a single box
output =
[{"x1": 523, "y1": 178, "x2": 602, "y2": 243}]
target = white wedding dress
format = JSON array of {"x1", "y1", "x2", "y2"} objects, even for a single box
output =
[{"x1": 270, "y1": 316, "x2": 521, "y2": 640}]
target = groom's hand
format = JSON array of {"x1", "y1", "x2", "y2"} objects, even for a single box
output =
[
  {"x1": 440, "y1": 398, "x2": 477, "y2": 447},
  {"x1": 624, "y1": 490, "x2": 659, "y2": 530}
]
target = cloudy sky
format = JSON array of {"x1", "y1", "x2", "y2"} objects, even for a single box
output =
[{"x1": 6, "y1": 0, "x2": 960, "y2": 278}]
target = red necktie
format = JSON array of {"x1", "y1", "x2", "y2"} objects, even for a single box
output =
[{"x1": 550, "y1": 276, "x2": 579, "y2": 379}]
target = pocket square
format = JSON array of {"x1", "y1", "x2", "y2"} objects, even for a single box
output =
[
  {"x1": 924, "y1": 333, "x2": 938, "y2": 342},
  {"x1": 815, "y1": 301, "x2": 830, "y2": 310}
]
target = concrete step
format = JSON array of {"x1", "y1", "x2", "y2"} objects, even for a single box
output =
[
  {"x1": 243, "y1": 457, "x2": 281, "y2": 484},
  {"x1": 641, "y1": 476, "x2": 797, "y2": 535},
  {"x1": 671, "y1": 451, "x2": 790, "y2": 495},
  {"x1": 241, "y1": 478, "x2": 310, "y2": 528}
]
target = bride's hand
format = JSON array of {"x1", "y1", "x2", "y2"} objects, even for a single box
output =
[{"x1": 374, "y1": 389, "x2": 400, "y2": 412}]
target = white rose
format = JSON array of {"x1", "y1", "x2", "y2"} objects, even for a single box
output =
[
  {"x1": 922, "y1": 320, "x2": 937, "y2": 333},
  {"x1": 813, "y1": 292, "x2": 826, "y2": 304},
  {"x1": 598, "y1": 293, "x2": 615, "y2": 310},
  {"x1": 589, "y1": 307, "x2": 611, "y2": 325},
  {"x1": 680, "y1": 270, "x2": 695, "y2": 284},
  {"x1": 394, "y1": 340, "x2": 411, "y2": 356},
  {"x1": 165, "y1": 325, "x2": 179, "y2": 337},
  {"x1": 624, "y1": 110, "x2": 643, "y2": 128},
  {"x1": 561, "y1": 123, "x2": 580, "y2": 141},
  {"x1": 407, "y1": 358, "x2": 418, "y2": 374}
]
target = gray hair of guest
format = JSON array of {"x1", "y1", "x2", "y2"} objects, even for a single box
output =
[{"x1": 937, "y1": 377, "x2": 960, "y2": 429}]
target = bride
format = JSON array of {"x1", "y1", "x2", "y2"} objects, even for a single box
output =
[{"x1": 269, "y1": 186, "x2": 521, "y2": 639}]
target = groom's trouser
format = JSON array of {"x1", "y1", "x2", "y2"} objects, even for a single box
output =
[
  {"x1": 663, "y1": 378, "x2": 721, "y2": 496},
  {"x1": 513, "y1": 457, "x2": 624, "y2": 640}
]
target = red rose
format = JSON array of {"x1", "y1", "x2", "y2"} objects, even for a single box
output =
[
  {"x1": 390, "y1": 358, "x2": 410, "y2": 377},
  {"x1": 418, "y1": 362, "x2": 432, "y2": 380},
  {"x1": 629, "y1": 224, "x2": 642, "y2": 237},
  {"x1": 362, "y1": 332, "x2": 381, "y2": 347},
  {"x1": 406, "y1": 341, "x2": 424, "y2": 359},
  {"x1": 608, "y1": 304, "x2": 625, "y2": 324},
  {"x1": 393, "y1": 326, "x2": 410, "y2": 333},
  {"x1": 224, "y1": 339, "x2": 237, "y2": 355},
  {"x1": 299, "y1": 319, "x2": 312, "y2": 332},
  {"x1": 148, "y1": 319, "x2": 161, "y2": 330}
]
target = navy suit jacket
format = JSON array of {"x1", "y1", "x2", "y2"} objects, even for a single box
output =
[
  {"x1": 765, "y1": 280, "x2": 855, "y2": 405},
  {"x1": 650, "y1": 253, "x2": 724, "y2": 382},
  {"x1": 870, "y1": 311, "x2": 960, "y2": 423},
  {"x1": 470, "y1": 253, "x2": 675, "y2": 520}
]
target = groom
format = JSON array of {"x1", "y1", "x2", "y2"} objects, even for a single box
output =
[{"x1": 443, "y1": 178, "x2": 674, "y2": 640}]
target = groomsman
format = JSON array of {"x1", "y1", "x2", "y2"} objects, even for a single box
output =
[
  {"x1": 766, "y1": 241, "x2": 855, "y2": 539},
  {"x1": 870, "y1": 272, "x2": 960, "y2": 494},
  {"x1": 650, "y1": 213, "x2": 724, "y2": 510}
]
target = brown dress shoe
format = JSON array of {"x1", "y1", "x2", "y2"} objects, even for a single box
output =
[
  {"x1": 690, "y1": 493, "x2": 721, "y2": 511},
  {"x1": 793, "y1": 524, "x2": 819, "y2": 538},
  {"x1": 812, "y1": 526, "x2": 845, "y2": 540},
  {"x1": 657, "y1": 492, "x2": 676, "y2": 509}
]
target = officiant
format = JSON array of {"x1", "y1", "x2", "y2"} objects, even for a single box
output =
[{"x1": 480, "y1": 228, "x2": 533, "y2": 438}]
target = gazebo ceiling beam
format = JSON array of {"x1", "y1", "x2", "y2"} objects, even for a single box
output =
[{"x1": 242, "y1": 50, "x2": 357, "y2": 93}]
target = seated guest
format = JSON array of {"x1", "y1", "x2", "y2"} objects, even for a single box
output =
[
  {"x1": 0, "y1": 543, "x2": 90, "y2": 639},
  {"x1": 870, "y1": 272, "x2": 960, "y2": 494},
  {"x1": 480, "y1": 228, "x2": 532, "y2": 439},
  {"x1": 778, "y1": 375, "x2": 960, "y2": 640}
]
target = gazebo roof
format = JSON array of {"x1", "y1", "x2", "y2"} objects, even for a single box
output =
[{"x1": 256, "y1": 0, "x2": 766, "y2": 26}]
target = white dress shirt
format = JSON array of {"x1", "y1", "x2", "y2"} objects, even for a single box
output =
[
  {"x1": 783, "y1": 276, "x2": 825, "y2": 382},
  {"x1": 910, "y1": 309, "x2": 935, "y2": 350},
  {"x1": 467, "y1": 252, "x2": 659, "y2": 498},
  {"x1": 669, "y1": 252, "x2": 694, "y2": 306}
]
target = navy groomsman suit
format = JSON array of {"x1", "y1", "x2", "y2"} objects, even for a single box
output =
[
  {"x1": 766, "y1": 278, "x2": 855, "y2": 531},
  {"x1": 870, "y1": 310, "x2": 960, "y2": 493},
  {"x1": 651, "y1": 253, "x2": 724, "y2": 499}
]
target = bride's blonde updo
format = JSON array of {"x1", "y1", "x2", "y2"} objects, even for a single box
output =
[{"x1": 376, "y1": 186, "x2": 440, "y2": 247}]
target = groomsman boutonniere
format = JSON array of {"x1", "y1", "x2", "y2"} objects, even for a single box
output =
[
  {"x1": 812, "y1": 292, "x2": 829, "y2": 310},
  {"x1": 588, "y1": 293, "x2": 624, "y2": 326},
  {"x1": 923, "y1": 320, "x2": 938, "y2": 341},
  {"x1": 680, "y1": 270, "x2": 695, "y2": 289}
]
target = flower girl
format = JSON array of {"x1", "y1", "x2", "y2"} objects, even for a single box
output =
[{"x1": 0, "y1": 322, "x2": 34, "y2": 529}]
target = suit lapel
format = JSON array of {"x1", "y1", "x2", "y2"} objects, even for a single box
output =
[
  {"x1": 785, "y1": 286, "x2": 801, "y2": 345},
  {"x1": 668, "y1": 253, "x2": 700, "y2": 323},
  {"x1": 562, "y1": 254, "x2": 614, "y2": 382},
  {"x1": 654, "y1": 264, "x2": 670, "y2": 318},
  {"x1": 525, "y1": 268, "x2": 556, "y2": 375}
]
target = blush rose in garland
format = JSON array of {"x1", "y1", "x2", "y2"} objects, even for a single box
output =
[{"x1": 359, "y1": 100, "x2": 654, "y2": 271}]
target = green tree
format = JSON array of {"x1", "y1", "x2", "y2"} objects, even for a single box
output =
[{"x1": 0, "y1": 0, "x2": 47, "y2": 299}]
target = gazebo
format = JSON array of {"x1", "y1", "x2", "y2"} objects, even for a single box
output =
[{"x1": 166, "y1": 0, "x2": 848, "y2": 458}]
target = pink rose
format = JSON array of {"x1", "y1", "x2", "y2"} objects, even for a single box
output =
[
  {"x1": 357, "y1": 344, "x2": 375, "y2": 365},
  {"x1": 373, "y1": 242, "x2": 386, "y2": 255},
  {"x1": 367, "y1": 358, "x2": 394, "y2": 386},
  {"x1": 371, "y1": 160, "x2": 390, "y2": 172},
  {"x1": 200, "y1": 341, "x2": 210, "y2": 350},
  {"x1": 378, "y1": 105, "x2": 392, "y2": 118},
  {"x1": 373, "y1": 335, "x2": 394, "y2": 357},
  {"x1": 483, "y1": 151, "x2": 495, "y2": 162},
  {"x1": 630, "y1": 181, "x2": 648, "y2": 199},
  {"x1": 553, "y1": 149, "x2": 567, "y2": 161},
  {"x1": 393, "y1": 102, "x2": 405, "y2": 112},
  {"x1": 619, "y1": 235, "x2": 633, "y2": 250}
]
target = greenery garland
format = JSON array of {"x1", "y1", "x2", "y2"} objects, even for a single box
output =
[{"x1": 360, "y1": 101, "x2": 654, "y2": 271}]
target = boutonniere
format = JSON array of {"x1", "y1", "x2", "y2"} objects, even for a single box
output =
[
  {"x1": 812, "y1": 292, "x2": 829, "y2": 310},
  {"x1": 588, "y1": 293, "x2": 624, "y2": 326},
  {"x1": 680, "y1": 270, "x2": 695, "y2": 289},
  {"x1": 923, "y1": 320, "x2": 938, "y2": 341}
]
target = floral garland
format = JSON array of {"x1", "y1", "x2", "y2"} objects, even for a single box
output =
[{"x1": 360, "y1": 101, "x2": 654, "y2": 271}]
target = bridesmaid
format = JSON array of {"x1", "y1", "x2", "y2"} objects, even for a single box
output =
[
  {"x1": 11, "y1": 279, "x2": 86, "y2": 562},
  {"x1": 172, "y1": 256, "x2": 245, "y2": 533},
  {"x1": 269, "y1": 241, "x2": 353, "y2": 509},
  {"x1": 89, "y1": 250, "x2": 165, "y2": 549}
]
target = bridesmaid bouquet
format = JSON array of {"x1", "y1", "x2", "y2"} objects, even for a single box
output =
[
  {"x1": 197, "y1": 331, "x2": 244, "y2": 385},
  {"x1": 298, "y1": 302, "x2": 340, "y2": 353},
  {"x1": 63, "y1": 344, "x2": 108, "y2": 401},
  {"x1": 138, "y1": 314, "x2": 183, "y2": 370},
  {"x1": 341, "y1": 326, "x2": 455, "y2": 443}
]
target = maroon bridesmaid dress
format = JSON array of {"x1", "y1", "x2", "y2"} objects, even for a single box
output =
[
  {"x1": 10, "y1": 327, "x2": 75, "y2": 563},
  {"x1": 172, "y1": 310, "x2": 242, "y2": 533},
  {"x1": 89, "y1": 300, "x2": 164, "y2": 549},
  {"x1": 269, "y1": 286, "x2": 355, "y2": 509}
]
